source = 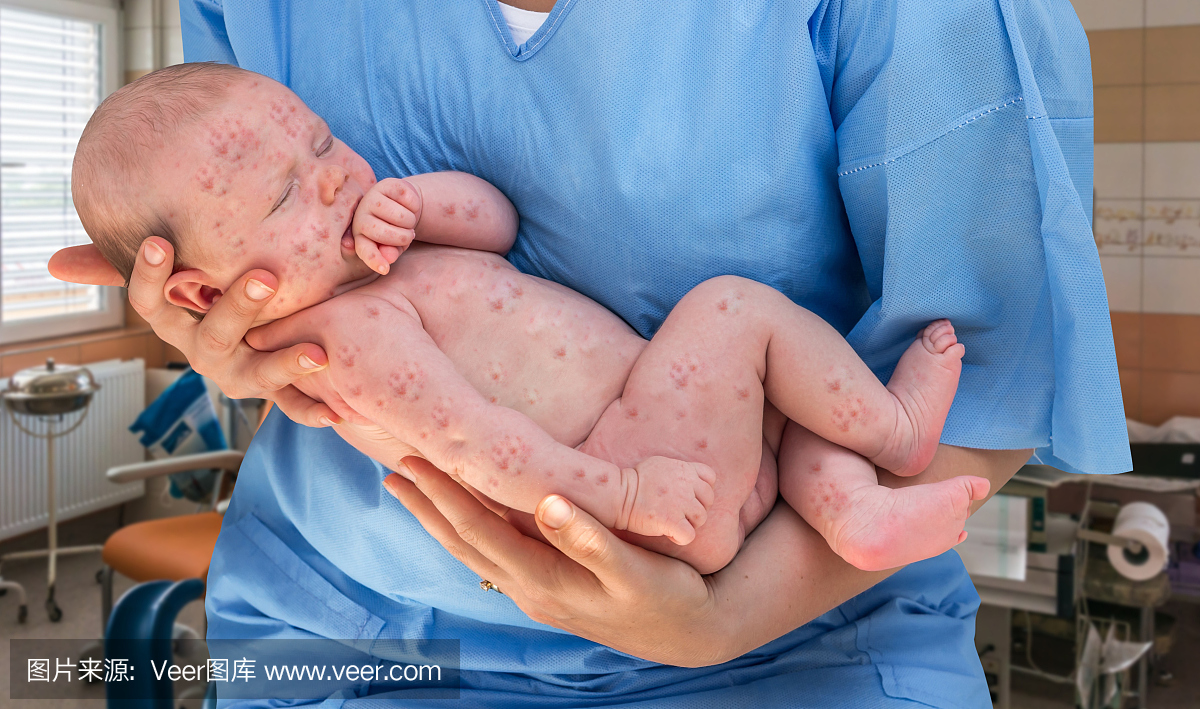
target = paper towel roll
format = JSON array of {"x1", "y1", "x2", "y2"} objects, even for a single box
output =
[{"x1": 1106, "y1": 502, "x2": 1170, "y2": 581}]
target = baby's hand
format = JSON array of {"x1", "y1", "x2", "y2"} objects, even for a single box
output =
[
  {"x1": 622, "y1": 457, "x2": 716, "y2": 545},
  {"x1": 351, "y1": 178, "x2": 422, "y2": 275}
]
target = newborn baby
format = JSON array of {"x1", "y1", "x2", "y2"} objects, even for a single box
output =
[{"x1": 74, "y1": 64, "x2": 988, "y2": 573}]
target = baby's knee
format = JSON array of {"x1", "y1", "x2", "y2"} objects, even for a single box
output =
[{"x1": 683, "y1": 275, "x2": 785, "y2": 317}]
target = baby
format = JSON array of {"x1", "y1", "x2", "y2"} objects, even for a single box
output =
[{"x1": 74, "y1": 64, "x2": 988, "y2": 574}]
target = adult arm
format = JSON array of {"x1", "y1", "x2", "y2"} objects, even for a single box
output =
[{"x1": 386, "y1": 443, "x2": 1030, "y2": 667}]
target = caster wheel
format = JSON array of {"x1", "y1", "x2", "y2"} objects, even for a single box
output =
[
  {"x1": 95, "y1": 569, "x2": 104, "y2": 584},
  {"x1": 18, "y1": 604, "x2": 28, "y2": 623},
  {"x1": 46, "y1": 600, "x2": 62, "y2": 623}
]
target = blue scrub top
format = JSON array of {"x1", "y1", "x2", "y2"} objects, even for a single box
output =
[{"x1": 192, "y1": 0, "x2": 1129, "y2": 706}]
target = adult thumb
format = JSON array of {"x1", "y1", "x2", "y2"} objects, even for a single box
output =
[{"x1": 535, "y1": 495, "x2": 625, "y2": 576}]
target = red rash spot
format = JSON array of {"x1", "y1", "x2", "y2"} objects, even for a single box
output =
[
  {"x1": 625, "y1": 407, "x2": 638, "y2": 419},
  {"x1": 491, "y1": 435, "x2": 531, "y2": 472},
  {"x1": 831, "y1": 398, "x2": 867, "y2": 432},
  {"x1": 697, "y1": 439, "x2": 708, "y2": 450},
  {"x1": 366, "y1": 306, "x2": 380, "y2": 318},
  {"x1": 658, "y1": 487, "x2": 668, "y2": 497},
  {"x1": 387, "y1": 365, "x2": 425, "y2": 401},
  {"x1": 574, "y1": 470, "x2": 586, "y2": 480},
  {"x1": 512, "y1": 287, "x2": 523, "y2": 297},
  {"x1": 464, "y1": 204, "x2": 480, "y2": 220},
  {"x1": 488, "y1": 477, "x2": 499, "y2": 488},
  {"x1": 554, "y1": 347, "x2": 566, "y2": 359},
  {"x1": 812, "y1": 463, "x2": 822, "y2": 472},
  {"x1": 489, "y1": 396, "x2": 498, "y2": 403},
  {"x1": 598, "y1": 473, "x2": 609, "y2": 484},
  {"x1": 336, "y1": 345, "x2": 359, "y2": 368},
  {"x1": 736, "y1": 387, "x2": 750, "y2": 400},
  {"x1": 375, "y1": 399, "x2": 385, "y2": 408},
  {"x1": 676, "y1": 410, "x2": 687, "y2": 419},
  {"x1": 717, "y1": 300, "x2": 728, "y2": 311},
  {"x1": 442, "y1": 204, "x2": 457, "y2": 217},
  {"x1": 349, "y1": 385, "x2": 363, "y2": 397},
  {"x1": 489, "y1": 299, "x2": 504, "y2": 311},
  {"x1": 431, "y1": 406, "x2": 450, "y2": 429},
  {"x1": 827, "y1": 380, "x2": 842, "y2": 393}
]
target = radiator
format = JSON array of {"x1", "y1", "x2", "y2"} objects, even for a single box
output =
[{"x1": 1, "y1": 358, "x2": 145, "y2": 541}]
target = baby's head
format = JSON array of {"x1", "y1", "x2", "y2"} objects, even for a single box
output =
[{"x1": 73, "y1": 63, "x2": 379, "y2": 321}]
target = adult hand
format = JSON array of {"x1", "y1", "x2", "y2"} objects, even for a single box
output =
[
  {"x1": 384, "y1": 457, "x2": 730, "y2": 668},
  {"x1": 48, "y1": 239, "x2": 338, "y2": 427}
]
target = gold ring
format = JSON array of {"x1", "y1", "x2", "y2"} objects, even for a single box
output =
[{"x1": 479, "y1": 579, "x2": 503, "y2": 594}]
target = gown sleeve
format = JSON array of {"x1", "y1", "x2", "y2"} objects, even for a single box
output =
[
  {"x1": 810, "y1": 0, "x2": 1130, "y2": 474},
  {"x1": 180, "y1": 0, "x2": 239, "y2": 65}
]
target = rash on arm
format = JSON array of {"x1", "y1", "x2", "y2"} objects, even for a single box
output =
[{"x1": 405, "y1": 172, "x2": 518, "y2": 255}]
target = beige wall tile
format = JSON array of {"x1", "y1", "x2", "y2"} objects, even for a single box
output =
[
  {"x1": 1100, "y1": 254, "x2": 1144, "y2": 311},
  {"x1": 1095, "y1": 199, "x2": 1144, "y2": 254},
  {"x1": 1071, "y1": 0, "x2": 1146, "y2": 31},
  {"x1": 1120, "y1": 367, "x2": 1142, "y2": 420},
  {"x1": 1142, "y1": 255, "x2": 1200, "y2": 313},
  {"x1": 125, "y1": 26, "x2": 154, "y2": 73},
  {"x1": 162, "y1": 0, "x2": 182, "y2": 28},
  {"x1": 1145, "y1": 25, "x2": 1200, "y2": 84},
  {"x1": 1095, "y1": 85, "x2": 1144, "y2": 142},
  {"x1": 1141, "y1": 370, "x2": 1200, "y2": 423},
  {"x1": 1142, "y1": 313, "x2": 1200, "y2": 371},
  {"x1": 163, "y1": 29, "x2": 185, "y2": 67},
  {"x1": 1146, "y1": 84, "x2": 1200, "y2": 141},
  {"x1": 2, "y1": 346, "x2": 81, "y2": 377},
  {"x1": 1089, "y1": 29, "x2": 1144, "y2": 86},
  {"x1": 1145, "y1": 142, "x2": 1200, "y2": 198},
  {"x1": 1146, "y1": 0, "x2": 1200, "y2": 27},
  {"x1": 1094, "y1": 143, "x2": 1144, "y2": 198},
  {"x1": 1144, "y1": 200, "x2": 1200, "y2": 254},
  {"x1": 1110, "y1": 311, "x2": 1142, "y2": 368}
]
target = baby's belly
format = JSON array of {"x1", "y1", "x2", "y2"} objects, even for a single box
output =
[{"x1": 393, "y1": 244, "x2": 648, "y2": 447}]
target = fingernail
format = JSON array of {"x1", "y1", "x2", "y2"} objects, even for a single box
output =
[
  {"x1": 143, "y1": 241, "x2": 166, "y2": 265},
  {"x1": 382, "y1": 473, "x2": 402, "y2": 496},
  {"x1": 298, "y1": 354, "x2": 324, "y2": 370},
  {"x1": 245, "y1": 278, "x2": 275, "y2": 301},
  {"x1": 318, "y1": 416, "x2": 337, "y2": 427},
  {"x1": 539, "y1": 496, "x2": 573, "y2": 529}
]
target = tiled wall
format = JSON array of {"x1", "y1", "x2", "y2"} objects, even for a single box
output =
[
  {"x1": 124, "y1": 0, "x2": 185, "y2": 84},
  {"x1": 1075, "y1": 0, "x2": 1200, "y2": 423}
]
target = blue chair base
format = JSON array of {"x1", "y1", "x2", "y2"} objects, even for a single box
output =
[{"x1": 105, "y1": 578, "x2": 205, "y2": 709}]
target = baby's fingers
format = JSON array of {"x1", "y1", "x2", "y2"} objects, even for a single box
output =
[{"x1": 353, "y1": 233, "x2": 391, "y2": 275}]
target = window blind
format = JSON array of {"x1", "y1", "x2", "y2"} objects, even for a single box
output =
[{"x1": 0, "y1": 6, "x2": 101, "y2": 324}]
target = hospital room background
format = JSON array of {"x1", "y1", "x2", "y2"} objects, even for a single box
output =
[{"x1": 0, "y1": 0, "x2": 1198, "y2": 707}]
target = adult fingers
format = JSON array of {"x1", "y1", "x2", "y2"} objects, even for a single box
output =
[
  {"x1": 48, "y1": 245, "x2": 124, "y2": 287},
  {"x1": 382, "y1": 469, "x2": 511, "y2": 586},
  {"x1": 195, "y1": 269, "x2": 282, "y2": 357},
  {"x1": 272, "y1": 384, "x2": 340, "y2": 427},
  {"x1": 534, "y1": 495, "x2": 641, "y2": 591},
  {"x1": 125, "y1": 237, "x2": 177, "y2": 326}
]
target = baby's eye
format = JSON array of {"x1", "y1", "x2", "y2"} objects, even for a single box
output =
[
  {"x1": 317, "y1": 135, "x2": 334, "y2": 157},
  {"x1": 270, "y1": 183, "x2": 296, "y2": 214}
]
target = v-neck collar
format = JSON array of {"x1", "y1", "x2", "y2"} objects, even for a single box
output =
[{"x1": 481, "y1": 0, "x2": 577, "y2": 61}]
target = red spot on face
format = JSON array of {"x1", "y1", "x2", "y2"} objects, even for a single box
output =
[
  {"x1": 812, "y1": 463, "x2": 822, "y2": 472},
  {"x1": 625, "y1": 407, "x2": 638, "y2": 419},
  {"x1": 717, "y1": 300, "x2": 728, "y2": 311},
  {"x1": 827, "y1": 380, "x2": 842, "y2": 393},
  {"x1": 442, "y1": 204, "x2": 457, "y2": 216},
  {"x1": 658, "y1": 487, "x2": 669, "y2": 497},
  {"x1": 366, "y1": 306, "x2": 380, "y2": 318},
  {"x1": 489, "y1": 299, "x2": 504, "y2": 311},
  {"x1": 697, "y1": 439, "x2": 708, "y2": 450},
  {"x1": 553, "y1": 347, "x2": 566, "y2": 359}
]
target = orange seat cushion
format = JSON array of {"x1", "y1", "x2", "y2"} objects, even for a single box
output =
[{"x1": 102, "y1": 512, "x2": 224, "y2": 584}]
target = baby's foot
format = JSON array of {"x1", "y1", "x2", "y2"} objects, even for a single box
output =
[
  {"x1": 826, "y1": 476, "x2": 989, "y2": 571},
  {"x1": 620, "y1": 457, "x2": 716, "y2": 545},
  {"x1": 873, "y1": 320, "x2": 964, "y2": 477}
]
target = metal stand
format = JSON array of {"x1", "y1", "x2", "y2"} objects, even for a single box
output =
[{"x1": 0, "y1": 410, "x2": 102, "y2": 623}]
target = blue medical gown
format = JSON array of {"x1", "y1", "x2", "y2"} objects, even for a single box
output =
[{"x1": 190, "y1": 0, "x2": 1129, "y2": 705}]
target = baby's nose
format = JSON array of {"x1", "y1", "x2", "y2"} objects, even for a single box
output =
[{"x1": 318, "y1": 165, "x2": 349, "y2": 206}]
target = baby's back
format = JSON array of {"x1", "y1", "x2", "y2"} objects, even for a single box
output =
[{"x1": 365, "y1": 244, "x2": 648, "y2": 447}]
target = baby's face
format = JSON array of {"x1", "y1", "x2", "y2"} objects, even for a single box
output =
[{"x1": 155, "y1": 77, "x2": 378, "y2": 322}]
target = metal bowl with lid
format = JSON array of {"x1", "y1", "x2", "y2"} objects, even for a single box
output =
[{"x1": 3, "y1": 358, "x2": 100, "y2": 416}]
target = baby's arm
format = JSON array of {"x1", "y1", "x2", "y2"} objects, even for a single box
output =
[
  {"x1": 252, "y1": 290, "x2": 714, "y2": 544},
  {"x1": 353, "y1": 172, "x2": 518, "y2": 274}
]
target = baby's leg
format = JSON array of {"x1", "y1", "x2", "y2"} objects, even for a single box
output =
[
  {"x1": 778, "y1": 421, "x2": 990, "y2": 571},
  {"x1": 688, "y1": 276, "x2": 963, "y2": 477}
]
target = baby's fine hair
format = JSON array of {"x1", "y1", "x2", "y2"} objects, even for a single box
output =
[{"x1": 72, "y1": 62, "x2": 252, "y2": 284}]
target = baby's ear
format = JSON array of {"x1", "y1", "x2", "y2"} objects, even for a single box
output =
[{"x1": 164, "y1": 269, "x2": 223, "y2": 312}]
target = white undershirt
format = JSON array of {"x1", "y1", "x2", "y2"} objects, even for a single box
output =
[{"x1": 497, "y1": 1, "x2": 550, "y2": 45}]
